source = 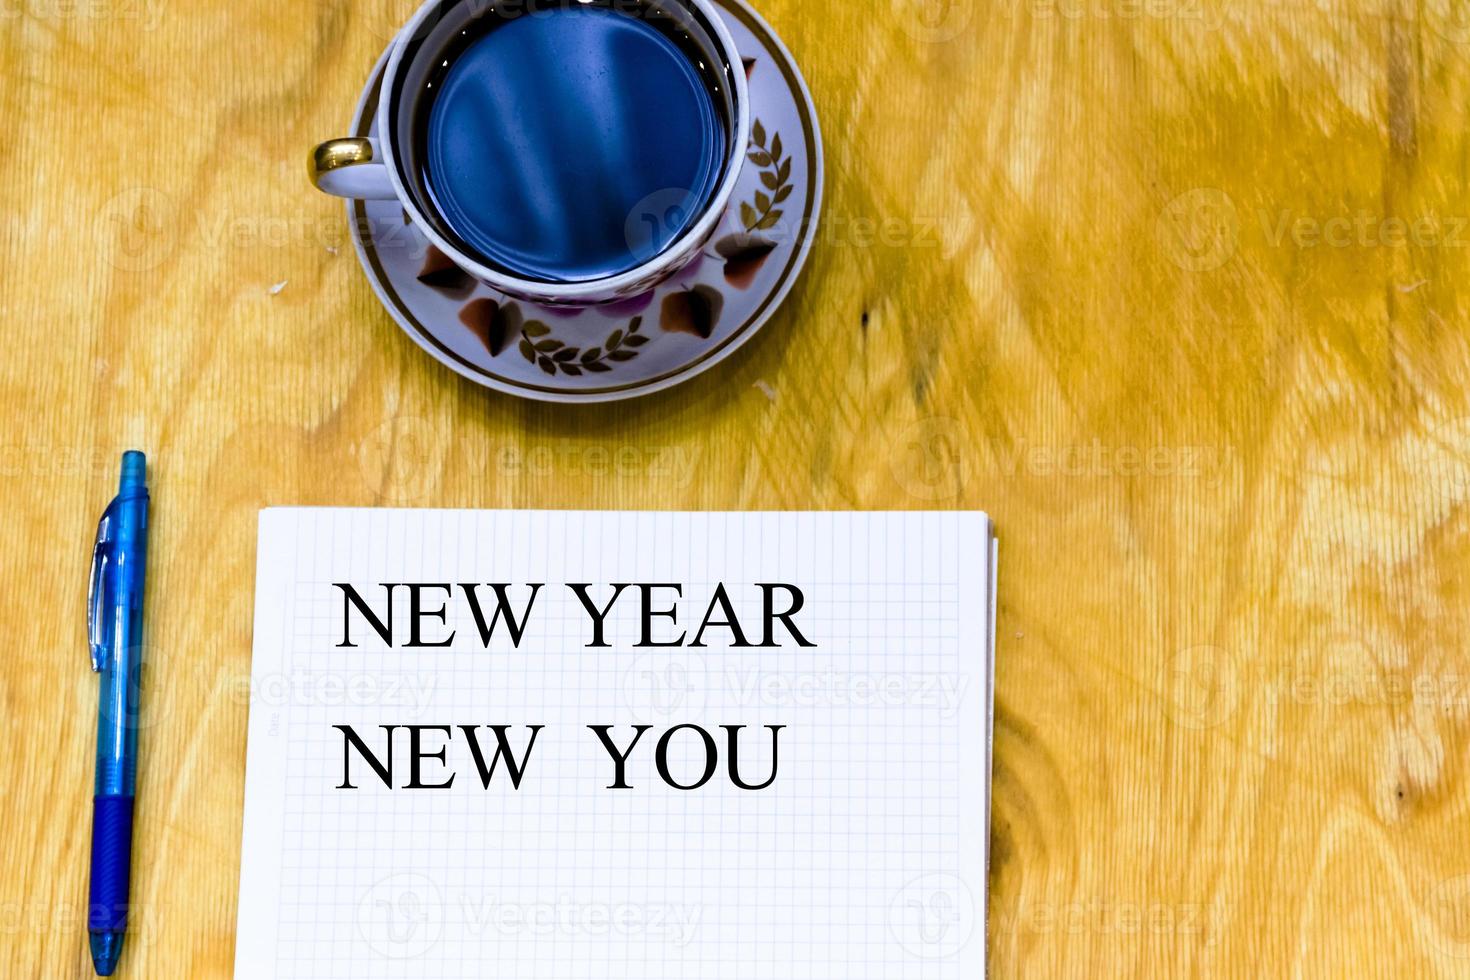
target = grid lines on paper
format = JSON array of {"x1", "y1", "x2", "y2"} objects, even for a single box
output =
[{"x1": 248, "y1": 511, "x2": 985, "y2": 980}]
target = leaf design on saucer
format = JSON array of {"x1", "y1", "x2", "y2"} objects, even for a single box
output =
[
  {"x1": 743, "y1": 56, "x2": 756, "y2": 79},
  {"x1": 742, "y1": 122, "x2": 792, "y2": 232},
  {"x1": 459, "y1": 298, "x2": 522, "y2": 357},
  {"x1": 517, "y1": 316, "x2": 648, "y2": 376},
  {"x1": 660, "y1": 285, "x2": 724, "y2": 339},
  {"x1": 715, "y1": 233, "x2": 778, "y2": 289},
  {"x1": 418, "y1": 246, "x2": 474, "y2": 293}
]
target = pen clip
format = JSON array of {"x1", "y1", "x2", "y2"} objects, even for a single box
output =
[{"x1": 88, "y1": 500, "x2": 117, "y2": 672}]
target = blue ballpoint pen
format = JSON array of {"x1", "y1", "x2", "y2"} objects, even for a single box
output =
[{"x1": 86, "y1": 451, "x2": 150, "y2": 976}]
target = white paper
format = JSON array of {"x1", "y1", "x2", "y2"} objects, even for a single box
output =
[{"x1": 236, "y1": 510, "x2": 996, "y2": 979}]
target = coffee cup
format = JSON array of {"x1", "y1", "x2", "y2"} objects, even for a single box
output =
[{"x1": 310, "y1": 0, "x2": 750, "y2": 306}]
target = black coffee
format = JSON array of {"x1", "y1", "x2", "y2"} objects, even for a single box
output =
[{"x1": 414, "y1": 1, "x2": 731, "y2": 282}]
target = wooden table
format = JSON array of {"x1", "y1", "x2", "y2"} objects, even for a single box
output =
[{"x1": 5, "y1": 0, "x2": 1470, "y2": 975}]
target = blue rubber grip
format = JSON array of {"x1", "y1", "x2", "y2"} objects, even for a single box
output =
[{"x1": 88, "y1": 795, "x2": 134, "y2": 932}]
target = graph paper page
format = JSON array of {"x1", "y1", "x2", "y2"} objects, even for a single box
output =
[{"x1": 236, "y1": 510, "x2": 996, "y2": 979}]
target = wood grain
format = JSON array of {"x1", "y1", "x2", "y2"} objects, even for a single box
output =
[{"x1": 4, "y1": 0, "x2": 1470, "y2": 975}]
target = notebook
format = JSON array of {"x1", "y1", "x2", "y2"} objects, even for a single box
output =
[{"x1": 236, "y1": 510, "x2": 997, "y2": 979}]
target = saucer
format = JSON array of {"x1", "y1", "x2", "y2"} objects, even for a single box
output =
[{"x1": 344, "y1": 0, "x2": 824, "y2": 403}]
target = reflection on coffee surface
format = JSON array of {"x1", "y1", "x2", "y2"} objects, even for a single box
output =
[{"x1": 417, "y1": 2, "x2": 731, "y2": 282}]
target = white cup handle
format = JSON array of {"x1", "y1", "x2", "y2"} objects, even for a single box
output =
[{"x1": 309, "y1": 138, "x2": 397, "y2": 200}]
